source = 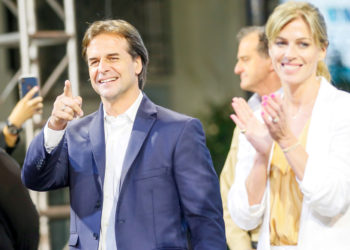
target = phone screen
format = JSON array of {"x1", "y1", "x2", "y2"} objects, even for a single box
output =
[{"x1": 19, "y1": 77, "x2": 39, "y2": 98}]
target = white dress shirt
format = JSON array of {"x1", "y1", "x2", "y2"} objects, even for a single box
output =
[
  {"x1": 44, "y1": 92, "x2": 143, "y2": 249},
  {"x1": 98, "y1": 92, "x2": 142, "y2": 250}
]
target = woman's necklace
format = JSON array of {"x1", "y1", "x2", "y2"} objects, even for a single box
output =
[
  {"x1": 291, "y1": 106, "x2": 301, "y2": 120},
  {"x1": 289, "y1": 100, "x2": 315, "y2": 120},
  {"x1": 287, "y1": 79, "x2": 320, "y2": 120}
]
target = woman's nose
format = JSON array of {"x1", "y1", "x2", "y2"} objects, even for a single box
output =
[{"x1": 284, "y1": 44, "x2": 297, "y2": 59}]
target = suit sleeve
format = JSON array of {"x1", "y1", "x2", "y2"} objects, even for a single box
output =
[
  {"x1": 21, "y1": 129, "x2": 69, "y2": 191},
  {"x1": 173, "y1": 118, "x2": 226, "y2": 250},
  {"x1": 300, "y1": 93, "x2": 350, "y2": 217},
  {"x1": 228, "y1": 126, "x2": 267, "y2": 231},
  {"x1": 220, "y1": 127, "x2": 255, "y2": 250}
]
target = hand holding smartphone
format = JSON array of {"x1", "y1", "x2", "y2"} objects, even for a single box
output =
[
  {"x1": 19, "y1": 76, "x2": 39, "y2": 99},
  {"x1": 7, "y1": 76, "x2": 43, "y2": 129}
]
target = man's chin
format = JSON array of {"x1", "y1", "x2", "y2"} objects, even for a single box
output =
[{"x1": 240, "y1": 82, "x2": 250, "y2": 92}]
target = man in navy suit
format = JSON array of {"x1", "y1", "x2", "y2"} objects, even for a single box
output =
[{"x1": 22, "y1": 19, "x2": 225, "y2": 249}]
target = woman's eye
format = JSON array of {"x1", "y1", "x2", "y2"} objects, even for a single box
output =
[
  {"x1": 299, "y1": 42, "x2": 309, "y2": 48},
  {"x1": 275, "y1": 41, "x2": 286, "y2": 46}
]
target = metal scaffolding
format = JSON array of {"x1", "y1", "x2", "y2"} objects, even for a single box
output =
[{"x1": 0, "y1": 0, "x2": 79, "y2": 249}]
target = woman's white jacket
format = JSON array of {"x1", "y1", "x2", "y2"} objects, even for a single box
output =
[{"x1": 228, "y1": 78, "x2": 350, "y2": 250}]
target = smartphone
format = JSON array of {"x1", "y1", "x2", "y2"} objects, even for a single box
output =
[{"x1": 19, "y1": 76, "x2": 39, "y2": 98}]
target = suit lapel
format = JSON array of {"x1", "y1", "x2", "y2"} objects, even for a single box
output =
[
  {"x1": 120, "y1": 94, "x2": 157, "y2": 186},
  {"x1": 89, "y1": 104, "x2": 106, "y2": 188}
]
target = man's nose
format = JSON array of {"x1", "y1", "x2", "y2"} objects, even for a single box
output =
[
  {"x1": 98, "y1": 58, "x2": 110, "y2": 72},
  {"x1": 234, "y1": 61, "x2": 242, "y2": 75}
]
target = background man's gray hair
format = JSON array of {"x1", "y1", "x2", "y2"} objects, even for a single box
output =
[{"x1": 236, "y1": 26, "x2": 269, "y2": 58}]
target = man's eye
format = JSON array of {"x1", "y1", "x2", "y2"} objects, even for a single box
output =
[{"x1": 89, "y1": 61, "x2": 98, "y2": 66}]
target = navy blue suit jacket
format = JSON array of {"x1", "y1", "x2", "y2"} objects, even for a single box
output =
[{"x1": 22, "y1": 95, "x2": 226, "y2": 249}]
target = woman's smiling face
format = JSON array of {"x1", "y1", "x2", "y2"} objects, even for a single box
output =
[{"x1": 269, "y1": 17, "x2": 326, "y2": 86}]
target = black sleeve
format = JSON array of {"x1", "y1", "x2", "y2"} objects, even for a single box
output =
[
  {"x1": 0, "y1": 149, "x2": 39, "y2": 250},
  {"x1": 0, "y1": 131, "x2": 19, "y2": 155}
]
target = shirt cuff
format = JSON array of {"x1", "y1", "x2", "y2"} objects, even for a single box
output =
[
  {"x1": 44, "y1": 122, "x2": 65, "y2": 153},
  {"x1": 248, "y1": 189, "x2": 266, "y2": 217}
]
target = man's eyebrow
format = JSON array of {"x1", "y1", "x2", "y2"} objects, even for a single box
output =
[
  {"x1": 106, "y1": 53, "x2": 120, "y2": 57},
  {"x1": 88, "y1": 53, "x2": 120, "y2": 61},
  {"x1": 87, "y1": 56, "x2": 98, "y2": 62},
  {"x1": 238, "y1": 55, "x2": 249, "y2": 60}
]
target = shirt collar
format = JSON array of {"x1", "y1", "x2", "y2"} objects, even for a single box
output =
[
  {"x1": 103, "y1": 91, "x2": 143, "y2": 124},
  {"x1": 248, "y1": 87, "x2": 283, "y2": 111}
]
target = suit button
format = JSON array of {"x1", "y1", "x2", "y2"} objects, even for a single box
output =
[
  {"x1": 117, "y1": 219, "x2": 125, "y2": 224},
  {"x1": 93, "y1": 232, "x2": 99, "y2": 240},
  {"x1": 95, "y1": 200, "x2": 101, "y2": 209}
]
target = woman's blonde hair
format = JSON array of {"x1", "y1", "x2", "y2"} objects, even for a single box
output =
[{"x1": 266, "y1": 1, "x2": 331, "y2": 81}]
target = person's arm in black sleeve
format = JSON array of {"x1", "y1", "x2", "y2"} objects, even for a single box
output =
[{"x1": 0, "y1": 149, "x2": 39, "y2": 250}]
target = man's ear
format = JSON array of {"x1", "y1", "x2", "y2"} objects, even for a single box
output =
[
  {"x1": 268, "y1": 58, "x2": 275, "y2": 72},
  {"x1": 268, "y1": 47, "x2": 272, "y2": 58},
  {"x1": 134, "y1": 56, "x2": 142, "y2": 75}
]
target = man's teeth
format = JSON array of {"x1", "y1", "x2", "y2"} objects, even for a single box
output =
[{"x1": 100, "y1": 78, "x2": 117, "y2": 83}]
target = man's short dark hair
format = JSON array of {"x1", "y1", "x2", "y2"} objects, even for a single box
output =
[{"x1": 236, "y1": 26, "x2": 269, "y2": 58}]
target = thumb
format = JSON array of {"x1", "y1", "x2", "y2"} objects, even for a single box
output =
[
  {"x1": 63, "y1": 80, "x2": 73, "y2": 97},
  {"x1": 23, "y1": 85, "x2": 39, "y2": 101}
]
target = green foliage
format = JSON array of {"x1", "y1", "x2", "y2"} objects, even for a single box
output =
[{"x1": 201, "y1": 101, "x2": 235, "y2": 176}]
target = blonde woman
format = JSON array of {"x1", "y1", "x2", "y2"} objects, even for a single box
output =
[{"x1": 228, "y1": 1, "x2": 350, "y2": 250}]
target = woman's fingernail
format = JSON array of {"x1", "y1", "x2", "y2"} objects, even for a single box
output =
[
  {"x1": 270, "y1": 93, "x2": 275, "y2": 98},
  {"x1": 263, "y1": 101, "x2": 267, "y2": 106},
  {"x1": 263, "y1": 95, "x2": 268, "y2": 101}
]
